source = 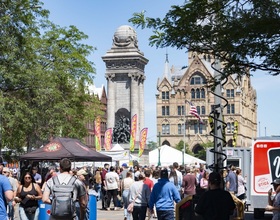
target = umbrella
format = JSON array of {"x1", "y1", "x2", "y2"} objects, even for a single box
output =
[{"x1": 20, "y1": 137, "x2": 112, "y2": 162}]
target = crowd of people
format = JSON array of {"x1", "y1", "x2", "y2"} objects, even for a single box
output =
[
  {"x1": 98, "y1": 162, "x2": 249, "y2": 220},
  {"x1": 1, "y1": 157, "x2": 280, "y2": 220}
]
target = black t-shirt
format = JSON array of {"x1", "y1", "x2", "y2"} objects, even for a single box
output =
[{"x1": 195, "y1": 188, "x2": 235, "y2": 220}]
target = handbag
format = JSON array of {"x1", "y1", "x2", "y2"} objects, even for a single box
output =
[
  {"x1": 24, "y1": 206, "x2": 37, "y2": 214},
  {"x1": 127, "y1": 184, "x2": 143, "y2": 213},
  {"x1": 127, "y1": 202, "x2": 134, "y2": 213}
]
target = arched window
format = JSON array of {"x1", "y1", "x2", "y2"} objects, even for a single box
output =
[
  {"x1": 201, "y1": 88, "x2": 205, "y2": 98},
  {"x1": 191, "y1": 89, "x2": 195, "y2": 99},
  {"x1": 197, "y1": 106, "x2": 201, "y2": 114},
  {"x1": 196, "y1": 88, "x2": 200, "y2": 99},
  {"x1": 201, "y1": 106, "x2": 205, "y2": 115},
  {"x1": 190, "y1": 73, "x2": 206, "y2": 85}
]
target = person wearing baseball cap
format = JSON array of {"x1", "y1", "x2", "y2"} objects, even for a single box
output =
[{"x1": 265, "y1": 178, "x2": 280, "y2": 219}]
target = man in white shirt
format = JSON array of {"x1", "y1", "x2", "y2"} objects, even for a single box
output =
[{"x1": 104, "y1": 166, "x2": 120, "y2": 210}]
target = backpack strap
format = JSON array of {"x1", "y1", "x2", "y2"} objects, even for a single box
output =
[
  {"x1": 52, "y1": 175, "x2": 60, "y2": 186},
  {"x1": 67, "y1": 176, "x2": 77, "y2": 186}
]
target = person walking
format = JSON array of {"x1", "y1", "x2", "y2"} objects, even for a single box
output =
[
  {"x1": 15, "y1": 172, "x2": 42, "y2": 220},
  {"x1": 0, "y1": 171, "x2": 13, "y2": 220},
  {"x1": 93, "y1": 170, "x2": 102, "y2": 201},
  {"x1": 42, "y1": 158, "x2": 87, "y2": 220},
  {"x1": 236, "y1": 168, "x2": 247, "y2": 201},
  {"x1": 149, "y1": 169, "x2": 181, "y2": 220},
  {"x1": 101, "y1": 163, "x2": 109, "y2": 210},
  {"x1": 266, "y1": 178, "x2": 280, "y2": 220},
  {"x1": 3, "y1": 167, "x2": 17, "y2": 220},
  {"x1": 104, "y1": 166, "x2": 120, "y2": 211},
  {"x1": 129, "y1": 173, "x2": 150, "y2": 220},
  {"x1": 76, "y1": 169, "x2": 89, "y2": 220},
  {"x1": 182, "y1": 167, "x2": 197, "y2": 197},
  {"x1": 121, "y1": 171, "x2": 134, "y2": 220},
  {"x1": 195, "y1": 171, "x2": 235, "y2": 220},
  {"x1": 173, "y1": 162, "x2": 183, "y2": 194}
]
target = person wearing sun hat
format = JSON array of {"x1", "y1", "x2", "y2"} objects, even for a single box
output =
[{"x1": 266, "y1": 178, "x2": 280, "y2": 219}]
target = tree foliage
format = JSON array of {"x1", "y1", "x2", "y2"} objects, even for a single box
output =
[
  {"x1": 0, "y1": 0, "x2": 100, "y2": 153},
  {"x1": 147, "y1": 140, "x2": 157, "y2": 150},
  {"x1": 175, "y1": 140, "x2": 192, "y2": 155},
  {"x1": 129, "y1": 0, "x2": 280, "y2": 80}
]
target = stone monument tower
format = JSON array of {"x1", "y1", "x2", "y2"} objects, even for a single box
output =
[{"x1": 102, "y1": 25, "x2": 148, "y2": 144}]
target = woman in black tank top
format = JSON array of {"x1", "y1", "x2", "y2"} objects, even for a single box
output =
[{"x1": 15, "y1": 172, "x2": 42, "y2": 220}]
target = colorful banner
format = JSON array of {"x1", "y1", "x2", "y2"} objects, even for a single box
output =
[
  {"x1": 94, "y1": 117, "x2": 101, "y2": 152},
  {"x1": 129, "y1": 114, "x2": 137, "y2": 152},
  {"x1": 104, "y1": 128, "x2": 113, "y2": 151},
  {"x1": 139, "y1": 128, "x2": 148, "y2": 157}
]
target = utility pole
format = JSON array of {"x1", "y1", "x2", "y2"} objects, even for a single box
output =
[{"x1": 158, "y1": 132, "x2": 161, "y2": 166}]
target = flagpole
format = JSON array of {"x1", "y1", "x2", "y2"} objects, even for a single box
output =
[{"x1": 183, "y1": 107, "x2": 186, "y2": 166}]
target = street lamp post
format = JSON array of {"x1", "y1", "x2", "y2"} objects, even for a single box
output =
[
  {"x1": 158, "y1": 132, "x2": 161, "y2": 166},
  {"x1": 183, "y1": 106, "x2": 186, "y2": 165},
  {"x1": 182, "y1": 149, "x2": 184, "y2": 165},
  {"x1": 158, "y1": 146, "x2": 161, "y2": 166}
]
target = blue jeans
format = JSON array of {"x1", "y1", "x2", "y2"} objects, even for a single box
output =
[
  {"x1": 19, "y1": 206, "x2": 39, "y2": 220},
  {"x1": 75, "y1": 201, "x2": 89, "y2": 220},
  {"x1": 157, "y1": 210, "x2": 174, "y2": 220},
  {"x1": 122, "y1": 189, "x2": 132, "y2": 220},
  {"x1": 132, "y1": 206, "x2": 147, "y2": 220},
  {"x1": 8, "y1": 201, "x2": 14, "y2": 220},
  {"x1": 94, "y1": 184, "x2": 101, "y2": 201}
]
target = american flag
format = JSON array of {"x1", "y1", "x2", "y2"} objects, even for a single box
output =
[{"x1": 187, "y1": 101, "x2": 203, "y2": 123}]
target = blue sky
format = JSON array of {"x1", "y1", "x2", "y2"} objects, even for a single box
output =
[{"x1": 41, "y1": 0, "x2": 280, "y2": 142}]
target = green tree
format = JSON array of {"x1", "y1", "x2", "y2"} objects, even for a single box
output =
[
  {"x1": 129, "y1": 0, "x2": 280, "y2": 80},
  {"x1": 175, "y1": 140, "x2": 192, "y2": 155},
  {"x1": 147, "y1": 140, "x2": 157, "y2": 150},
  {"x1": 194, "y1": 141, "x2": 214, "y2": 161},
  {"x1": 0, "y1": 0, "x2": 100, "y2": 152}
]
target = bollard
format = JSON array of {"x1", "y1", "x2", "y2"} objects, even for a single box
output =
[
  {"x1": 38, "y1": 200, "x2": 51, "y2": 220},
  {"x1": 89, "y1": 194, "x2": 97, "y2": 220}
]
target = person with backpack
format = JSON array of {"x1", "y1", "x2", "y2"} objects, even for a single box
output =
[{"x1": 42, "y1": 158, "x2": 87, "y2": 220}]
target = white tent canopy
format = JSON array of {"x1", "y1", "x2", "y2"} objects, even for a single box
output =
[
  {"x1": 149, "y1": 145, "x2": 206, "y2": 166},
  {"x1": 98, "y1": 144, "x2": 138, "y2": 166}
]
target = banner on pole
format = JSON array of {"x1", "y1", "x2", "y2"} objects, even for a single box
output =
[
  {"x1": 139, "y1": 128, "x2": 148, "y2": 157},
  {"x1": 94, "y1": 117, "x2": 101, "y2": 152},
  {"x1": 104, "y1": 128, "x2": 113, "y2": 151},
  {"x1": 129, "y1": 114, "x2": 137, "y2": 152}
]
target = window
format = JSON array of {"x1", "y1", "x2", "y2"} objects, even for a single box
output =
[
  {"x1": 194, "y1": 122, "x2": 203, "y2": 134},
  {"x1": 191, "y1": 89, "x2": 195, "y2": 99},
  {"x1": 162, "y1": 106, "x2": 170, "y2": 116},
  {"x1": 226, "y1": 89, "x2": 234, "y2": 98},
  {"x1": 177, "y1": 106, "x2": 185, "y2": 115},
  {"x1": 227, "y1": 104, "x2": 235, "y2": 114},
  {"x1": 178, "y1": 124, "x2": 183, "y2": 134},
  {"x1": 227, "y1": 122, "x2": 231, "y2": 133},
  {"x1": 201, "y1": 88, "x2": 205, "y2": 98},
  {"x1": 162, "y1": 91, "x2": 169, "y2": 100},
  {"x1": 231, "y1": 104, "x2": 235, "y2": 114},
  {"x1": 201, "y1": 106, "x2": 205, "y2": 115},
  {"x1": 162, "y1": 124, "x2": 170, "y2": 134},
  {"x1": 196, "y1": 88, "x2": 200, "y2": 99},
  {"x1": 190, "y1": 74, "x2": 206, "y2": 85},
  {"x1": 197, "y1": 106, "x2": 201, "y2": 114}
]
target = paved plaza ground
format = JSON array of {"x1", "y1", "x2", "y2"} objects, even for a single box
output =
[{"x1": 13, "y1": 199, "x2": 273, "y2": 220}]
